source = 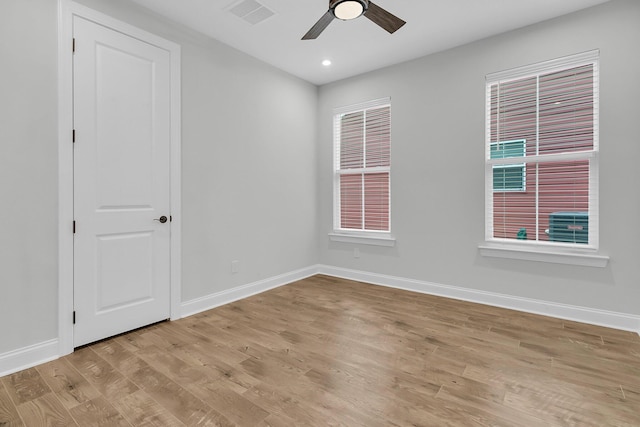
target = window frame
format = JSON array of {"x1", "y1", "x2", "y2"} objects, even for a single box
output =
[
  {"x1": 331, "y1": 98, "x2": 395, "y2": 247},
  {"x1": 480, "y1": 50, "x2": 608, "y2": 267}
]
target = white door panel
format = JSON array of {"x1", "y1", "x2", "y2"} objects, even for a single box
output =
[
  {"x1": 96, "y1": 232, "x2": 154, "y2": 311},
  {"x1": 73, "y1": 16, "x2": 171, "y2": 347}
]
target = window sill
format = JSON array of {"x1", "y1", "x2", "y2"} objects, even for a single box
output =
[
  {"x1": 478, "y1": 242, "x2": 609, "y2": 267},
  {"x1": 329, "y1": 232, "x2": 396, "y2": 247}
]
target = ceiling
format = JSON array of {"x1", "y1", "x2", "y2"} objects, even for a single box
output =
[{"x1": 127, "y1": 0, "x2": 610, "y2": 85}]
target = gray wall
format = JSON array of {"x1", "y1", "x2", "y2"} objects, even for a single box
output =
[
  {"x1": 0, "y1": 0, "x2": 318, "y2": 354},
  {"x1": 0, "y1": 0, "x2": 59, "y2": 354},
  {"x1": 318, "y1": 0, "x2": 640, "y2": 315}
]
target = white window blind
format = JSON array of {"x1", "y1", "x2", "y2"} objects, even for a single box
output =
[
  {"x1": 334, "y1": 98, "x2": 391, "y2": 233},
  {"x1": 485, "y1": 51, "x2": 599, "y2": 247}
]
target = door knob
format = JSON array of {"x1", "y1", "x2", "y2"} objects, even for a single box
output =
[{"x1": 154, "y1": 215, "x2": 168, "y2": 224}]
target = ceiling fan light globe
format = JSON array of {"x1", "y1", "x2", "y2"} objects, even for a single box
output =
[{"x1": 333, "y1": 0, "x2": 365, "y2": 20}]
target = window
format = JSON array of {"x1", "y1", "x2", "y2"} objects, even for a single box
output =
[
  {"x1": 332, "y1": 98, "x2": 392, "y2": 244},
  {"x1": 484, "y1": 51, "x2": 599, "y2": 251},
  {"x1": 491, "y1": 139, "x2": 526, "y2": 192}
]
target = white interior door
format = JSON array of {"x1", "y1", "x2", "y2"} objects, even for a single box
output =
[{"x1": 73, "y1": 16, "x2": 172, "y2": 347}]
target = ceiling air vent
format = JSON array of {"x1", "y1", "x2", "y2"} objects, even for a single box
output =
[{"x1": 228, "y1": 0, "x2": 275, "y2": 25}]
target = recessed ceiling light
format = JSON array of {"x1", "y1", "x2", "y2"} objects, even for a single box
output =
[{"x1": 322, "y1": 59, "x2": 332, "y2": 66}]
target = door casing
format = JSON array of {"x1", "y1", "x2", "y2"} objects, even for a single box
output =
[{"x1": 57, "y1": 0, "x2": 182, "y2": 356}]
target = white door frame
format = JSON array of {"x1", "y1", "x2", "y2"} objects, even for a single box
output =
[{"x1": 57, "y1": 0, "x2": 182, "y2": 356}]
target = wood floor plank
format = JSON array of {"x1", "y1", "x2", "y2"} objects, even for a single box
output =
[
  {"x1": 36, "y1": 358, "x2": 101, "y2": 410},
  {"x1": 67, "y1": 347, "x2": 139, "y2": 401},
  {"x1": 254, "y1": 412, "x2": 303, "y2": 427},
  {"x1": 15, "y1": 393, "x2": 78, "y2": 427},
  {"x1": 132, "y1": 343, "x2": 270, "y2": 425},
  {"x1": 112, "y1": 326, "x2": 162, "y2": 354},
  {"x1": 186, "y1": 382, "x2": 269, "y2": 426},
  {"x1": 1, "y1": 275, "x2": 639, "y2": 426},
  {"x1": 135, "y1": 345, "x2": 212, "y2": 386},
  {"x1": 87, "y1": 340, "x2": 138, "y2": 375},
  {"x1": 303, "y1": 366, "x2": 415, "y2": 422},
  {"x1": 436, "y1": 385, "x2": 551, "y2": 427},
  {"x1": 117, "y1": 355, "x2": 223, "y2": 426},
  {"x1": 0, "y1": 381, "x2": 24, "y2": 426},
  {"x1": 67, "y1": 396, "x2": 130, "y2": 427},
  {"x1": 503, "y1": 388, "x2": 609, "y2": 427},
  {"x1": 173, "y1": 344, "x2": 261, "y2": 395},
  {"x1": 1, "y1": 368, "x2": 51, "y2": 406},
  {"x1": 241, "y1": 381, "x2": 347, "y2": 426},
  {"x1": 562, "y1": 319, "x2": 638, "y2": 342},
  {"x1": 292, "y1": 384, "x2": 392, "y2": 427},
  {"x1": 110, "y1": 389, "x2": 184, "y2": 427}
]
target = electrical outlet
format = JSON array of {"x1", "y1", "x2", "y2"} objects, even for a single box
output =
[
  {"x1": 231, "y1": 260, "x2": 239, "y2": 273},
  {"x1": 354, "y1": 248, "x2": 360, "y2": 259}
]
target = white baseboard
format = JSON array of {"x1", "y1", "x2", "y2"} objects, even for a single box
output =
[
  {"x1": 180, "y1": 263, "x2": 640, "y2": 334},
  {"x1": 2, "y1": 264, "x2": 637, "y2": 378},
  {"x1": 179, "y1": 265, "x2": 320, "y2": 318},
  {"x1": 0, "y1": 339, "x2": 59, "y2": 377},
  {"x1": 317, "y1": 265, "x2": 640, "y2": 335}
]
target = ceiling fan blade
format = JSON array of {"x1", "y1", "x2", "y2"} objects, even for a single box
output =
[
  {"x1": 302, "y1": 10, "x2": 335, "y2": 40},
  {"x1": 363, "y1": 1, "x2": 406, "y2": 34}
]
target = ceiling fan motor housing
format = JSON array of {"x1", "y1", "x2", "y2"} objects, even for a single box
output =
[{"x1": 330, "y1": 0, "x2": 369, "y2": 20}]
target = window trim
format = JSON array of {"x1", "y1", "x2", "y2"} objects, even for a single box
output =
[
  {"x1": 481, "y1": 50, "x2": 604, "y2": 264},
  {"x1": 332, "y1": 97, "x2": 394, "y2": 244},
  {"x1": 478, "y1": 241, "x2": 609, "y2": 267},
  {"x1": 329, "y1": 231, "x2": 396, "y2": 247}
]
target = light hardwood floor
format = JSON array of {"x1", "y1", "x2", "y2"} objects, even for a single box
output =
[{"x1": 1, "y1": 275, "x2": 639, "y2": 426}]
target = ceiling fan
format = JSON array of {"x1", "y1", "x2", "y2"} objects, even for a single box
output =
[{"x1": 302, "y1": 0, "x2": 406, "y2": 40}]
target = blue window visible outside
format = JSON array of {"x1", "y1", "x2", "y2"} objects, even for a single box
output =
[{"x1": 491, "y1": 139, "x2": 525, "y2": 192}]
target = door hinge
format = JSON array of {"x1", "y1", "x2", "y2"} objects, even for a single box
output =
[
  {"x1": 72, "y1": 129, "x2": 76, "y2": 143},
  {"x1": 73, "y1": 220, "x2": 76, "y2": 234},
  {"x1": 170, "y1": 215, "x2": 172, "y2": 222},
  {"x1": 72, "y1": 38, "x2": 76, "y2": 53},
  {"x1": 73, "y1": 311, "x2": 76, "y2": 324}
]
